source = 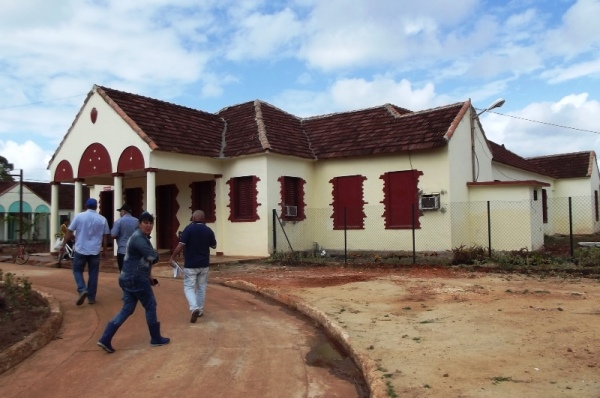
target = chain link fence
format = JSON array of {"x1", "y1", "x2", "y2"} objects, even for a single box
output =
[{"x1": 273, "y1": 196, "x2": 600, "y2": 260}]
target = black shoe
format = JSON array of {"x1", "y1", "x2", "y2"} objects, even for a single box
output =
[
  {"x1": 190, "y1": 309, "x2": 200, "y2": 323},
  {"x1": 76, "y1": 291, "x2": 88, "y2": 306}
]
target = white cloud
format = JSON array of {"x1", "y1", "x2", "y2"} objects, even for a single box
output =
[
  {"x1": 482, "y1": 93, "x2": 600, "y2": 158},
  {"x1": 0, "y1": 140, "x2": 51, "y2": 182}
]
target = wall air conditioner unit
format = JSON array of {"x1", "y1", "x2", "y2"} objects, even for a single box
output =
[
  {"x1": 285, "y1": 205, "x2": 298, "y2": 217},
  {"x1": 419, "y1": 194, "x2": 440, "y2": 211}
]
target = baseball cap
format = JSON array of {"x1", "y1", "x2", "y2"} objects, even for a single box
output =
[
  {"x1": 117, "y1": 204, "x2": 132, "y2": 213},
  {"x1": 85, "y1": 198, "x2": 98, "y2": 208}
]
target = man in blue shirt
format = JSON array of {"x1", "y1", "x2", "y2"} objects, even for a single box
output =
[
  {"x1": 61, "y1": 198, "x2": 110, "y2": 306},
  {"x1": 111, "y1": 204, "x2": 139, "y2": 273},
  {"x1": 169, "y1": 210, "x2": 217, "y2": 323}
]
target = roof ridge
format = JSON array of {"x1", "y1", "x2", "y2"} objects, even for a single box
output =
[
  {"x1": 527, "y1": 150, "x2": 592, "y2": 160},
  {"x1": 97, "y1": 85, "x2": 215, "y2": 116},
  {"x1": 254, "y1": 100, "x2": 271, "y2": 150}
]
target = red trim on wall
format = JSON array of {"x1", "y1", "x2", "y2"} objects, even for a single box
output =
[
  {"x1": 78, "y1": 143, "x2": 112, "y2": 178},
  {"x1": 54, "y1": 160, "x2": 74, "y2": 182},
  {"x1": 117, "y1": 146, "x2": 145, "y2": 172}
]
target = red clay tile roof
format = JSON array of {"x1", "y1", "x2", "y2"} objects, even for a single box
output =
[
  {"x1": 302, "y1": 102, "x2": 466, "y2": 159},
  {"x1": 527, "y1": 151, "x2": 596, "y2": 179},
  {"x1": 0, "y1": 182, "x2": 89, "y2": 209},
  {"x1": 97, "y1": 86, "x2": 224, "y2": 157},
  {"x1": 488, "y1": 141, "x2": 551, "y2": 177},
  {"x1": 96, "y1": 85, "x2": 470, "y2": 160}
]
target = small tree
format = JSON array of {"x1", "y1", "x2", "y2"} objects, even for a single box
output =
[{"x1": 0, "y1": 156, "x2": 15, "y2": 182}]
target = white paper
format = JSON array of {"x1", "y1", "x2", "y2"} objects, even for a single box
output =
[{"x1": 171, "y1": 260, "x2": 184, "y2": 278}]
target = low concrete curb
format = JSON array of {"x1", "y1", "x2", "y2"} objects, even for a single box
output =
[
  {"x1": 0, "y1": 288, "x2": 63, "y2": 376},
  {"x1": 220, "y1": 279, "x2": 388, "y2": 398}
]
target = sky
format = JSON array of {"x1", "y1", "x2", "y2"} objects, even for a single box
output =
[{"x1": 1, "y1": 0, "x2": 599, "y2": 182}]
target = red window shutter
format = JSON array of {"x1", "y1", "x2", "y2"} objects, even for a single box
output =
[
  {"x1": 331, "y1": 175, "x2": 365, "y2": 229},
  {"x1": 381, "y1": 170, "x2": 422, "y2": 229}
]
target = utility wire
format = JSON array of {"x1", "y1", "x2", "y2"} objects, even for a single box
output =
[
  {"x1": 0, "y1": 94, "x2": 86, "y2": 111},
  {"x1": 479, "y1": 109, "x2": 600, "y2": 135}
]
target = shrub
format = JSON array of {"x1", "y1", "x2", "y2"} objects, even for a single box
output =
[
  {"x1": 451, "y1": 245, "x2": 488, "y2": 265},
  {"x1": 575, "y1": 247, "x2": 600, "y2": 267}
]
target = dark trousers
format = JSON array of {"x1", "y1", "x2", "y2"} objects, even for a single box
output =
[{"x1": 117, "y1": 253, "x2": 125, "y2": 273}]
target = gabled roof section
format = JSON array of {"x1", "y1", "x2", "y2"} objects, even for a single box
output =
[
  {"x1": 489, "y1": 141, "x2": 552, "y2": 177},
  {"x1": 303, "y1": 102, "x2": 466, "y2": 159},
  {"x1": 217, "y1": 100, "x2": 314, "y2": 159},
  {"x1": 527, "y1": 151, "x2": 596, "y2": 179},
  {"x1": 97, "y1": 86, "x2": 224, "y2": 157}
]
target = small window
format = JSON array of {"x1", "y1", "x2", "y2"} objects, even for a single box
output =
[
  {"x1": 279, "y1": 176, "x2": 306, "y2": 221},
  {"x1": 533, "y1": 190, "x2": 538, "y2": 201},
  {"x1": 190, "y1": 181, "x2": 216, "y2": 222},
  {"x1": 227, "y1": 176, "x2": 260, "y2": 222}
]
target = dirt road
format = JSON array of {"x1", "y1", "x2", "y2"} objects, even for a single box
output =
[{"x1": 210, "y1": 264, "x2": 600, "y2": 397}]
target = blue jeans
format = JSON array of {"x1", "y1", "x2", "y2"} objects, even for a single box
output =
[
  {"x1": 183, "y1": 267, "x2": 208, "y2": 313},
  {"x1": 110, "y1": 273, "x2": 158, "y2": 327},
  {"x1": 72, "y1": 252, "x2": 100, "y2": 301}
]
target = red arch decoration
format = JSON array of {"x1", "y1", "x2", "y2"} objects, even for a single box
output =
[
  {"x1": 78, "y1": 143, "x2": 112, "y2": 178},
  {"x1": 117, "y1": 146, "x2": 145, "y2": 172},
  {"x1": 54, "y1": 160, "x2": 74, "y2": 182}
]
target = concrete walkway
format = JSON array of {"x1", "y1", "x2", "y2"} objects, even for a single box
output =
[{"x1": 0, "y1": 260, "x2": 364, "y2": 398}]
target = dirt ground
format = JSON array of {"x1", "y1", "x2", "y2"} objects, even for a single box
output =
[{"x1": 209, "y1": 263, "x2": 600, "y2": 398}]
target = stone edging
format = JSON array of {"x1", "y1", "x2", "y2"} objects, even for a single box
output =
[
  {"x1": 220, "y1": 279, "x2": 387, "y2": 398},
  {"x1": 0, "y1": 288, "x2": 63, "y2": 376}
]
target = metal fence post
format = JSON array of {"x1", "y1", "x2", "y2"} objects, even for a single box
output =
[
  {"x1": 272, "y1": 209, "x2": 277, "y2": 254},
  {"x1": 487, "y1": 201, "x2": 492, "y2": 257},
  {"x1": 412, "y1": 203, "x2": 416, "y2": 264},
  {"x1": 344, "y1": 207, "x2": 347, "y2": 263},
  {"x1": 569, "y1": 197, "x2": 574, "y2": 258}
]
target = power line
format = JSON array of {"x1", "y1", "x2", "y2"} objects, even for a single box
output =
[
  {"x1": 0, "y1": 94, "x2": 87, "y2": 111},
  {"x1": 482, "y1": 109, "x2": 600, "y2": 135}
]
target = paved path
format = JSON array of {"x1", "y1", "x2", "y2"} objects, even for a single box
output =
[{"x1": 0, "y1": 262, "x2": 362, "y2": 398}]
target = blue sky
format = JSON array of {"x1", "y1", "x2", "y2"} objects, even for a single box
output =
[{"x1": 1, "y1": 0, "x2": 599, "y2": 181}]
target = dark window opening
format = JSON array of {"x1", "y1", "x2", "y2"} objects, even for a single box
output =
[
  {"x1": 227, "y1": 176, "x2": 260, "y2": 222},
  {"x1": 542, "y1": 189, "x2": 548, "y2": 224},
  {"x1": 279, "y1": 176, "x2": 306, "y2": 221},
  {"x1": 191, "y1": 181, "x2": 216, "y2": 222}
]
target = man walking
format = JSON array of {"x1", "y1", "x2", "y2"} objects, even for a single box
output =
[
  {"x1": 61, "y1": 198, "x2": 110, "y2": 306},
  {"x1": 111, "y1": 204, "x2": 138, "y2": 273},
  {"x1": 169, "y1": 210, "x2": 216, "y2": 323}
]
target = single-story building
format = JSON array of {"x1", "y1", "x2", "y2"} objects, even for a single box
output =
[
  {"x1": 46, "y1": 85, "x2": 600, "y2": 256},
  {"x1": 0, "y1": 181, "x2": 88, "y2": 243}
]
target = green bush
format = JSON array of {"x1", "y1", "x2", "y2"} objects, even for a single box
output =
[{"x1": 575, "y1": 247, "x2": 600, "y2": 267}]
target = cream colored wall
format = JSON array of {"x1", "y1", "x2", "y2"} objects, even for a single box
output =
[
  {"x1": 263, "y1": 154, "x2": 315, "y2": 253},
  {"x1": 492, "y1": 163, "x2": 554, "y2": 186},
  {"x1": 468, "y1": 185, "x2": 543, "y2": 250},
  {"x1": 151, "y1": 151, "x2": 222, "y2": 174},
  {"x1": 49, "y1": 89, "x2": 153, "y2": 177},
  {"x1": 303, "y1": 150, "x2": 455, "y2": 252}
]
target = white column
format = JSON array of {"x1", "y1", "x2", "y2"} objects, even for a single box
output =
[
  {"x1": 215, "y1": 174, "x2": 225, "y2": 255},
  {"x1": 49, "y1": 183, "x2": 59, "y2": 252},
  {"x1": 74, "y1": 180, "x2": 84, "y2": 214},
  {"x1": 146, "y1": 169, "x2": 157, "y2": 248},
  {"x1": 113, "y1": 174, "x2": 123, "y2": 217}
]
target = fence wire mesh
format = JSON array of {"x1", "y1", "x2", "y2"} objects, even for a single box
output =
[{"x1": 273, "y1": 196, "x2": 600, "y2": 257}]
